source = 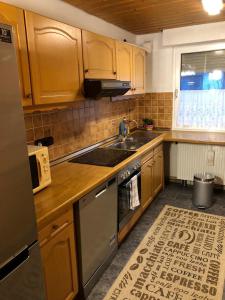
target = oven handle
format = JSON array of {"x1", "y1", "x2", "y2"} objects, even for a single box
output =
[{"x1": 122, "y1": 171, "x2": 141, "y2": 188}]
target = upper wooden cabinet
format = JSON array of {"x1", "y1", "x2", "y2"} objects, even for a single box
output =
[
  {"x1": 116, "y1": 42, "x2": 146, "y2": 95},
  {"x1": 25, "y1": 12, "x2": 83, "y2": 105},
  {"x1": 0, "y1": 2, "x2": 32, "y2": 106},
  {"x1": 116, "y1": 41, "x2": 133, "y2": 95},
  {"x1": 132, "y1": 47, "x2": 146, "y2": 94},
  {"x1": 82, "y1": 30, "x2": 117, "y2": 79},
  {"x1": 116, "y1": 42, "x2": 132, "y2": 82},
  {"x1": 0, "y1": 2, "x2": 146, "y2": 109}
]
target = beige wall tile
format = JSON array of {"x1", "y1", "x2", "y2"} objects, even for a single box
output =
[
  {"x1": 24, "y1": 115, "x2": 33, "y2": 129},
  {"x1": 24, "y1": 92, "x2": 173, "y2": 161},
  {"x1": 33, "y1": 114, "x2": 42, "y2": 128},
  {"x1": 24, "y1": 97, "x2": 140, "y2": 161}
]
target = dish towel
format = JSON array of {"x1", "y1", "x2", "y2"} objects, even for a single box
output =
[{"x1": 130, "y1": 175, "x2": 140, "y2": 210}]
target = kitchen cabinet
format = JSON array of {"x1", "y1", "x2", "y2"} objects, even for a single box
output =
[
  {"x1": 132, "y1": 47, "x2": 145, "y2": 94},
  {"x1": 0, "y1": 2, "x2": 32, "y2": 106},
  {"x1": 39, "y1": 209, "x2": 78, "y2": 300},
  {"x1": 141, "y1": 144, "x2": 163, "y2": 211},
  {"x1": 25, "y1": 12, "x2": 83, "y2": 105},
  {"x1": 116, "y1": 41, "x2": 133, "y2": 94},
  {"x1": 116, "y1": 42, "x2": 146, "y2": 95},
  {"x1": 141, "y1": 152, "x2": 154, "y2": 210},
  {"x1": 82, "y1": 30, "x2": 117, "y2": 79}
]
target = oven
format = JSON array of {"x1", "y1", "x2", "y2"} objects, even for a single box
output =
[{"x1": 117, "y1": 159, "x2": 141, "y2": 231}]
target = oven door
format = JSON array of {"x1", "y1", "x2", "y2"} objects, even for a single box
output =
[{"x1": 118, "y1": 171, "x2": 141, "y2": 231}]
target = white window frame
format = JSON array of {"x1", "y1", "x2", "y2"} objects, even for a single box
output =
[{"x1": 173, "y1": 42, "x2": 225, "y2": 132}]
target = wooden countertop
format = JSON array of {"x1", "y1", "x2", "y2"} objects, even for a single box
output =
[
  {"x1": 163, "y1": 130, "x2": 225, "y2": 145},
  {"x1": 34, "y1": 134, "x2": 164, "y2": 229},
  {"x1": 34, "y1": 129, "x2": 225, "y2": 229}
]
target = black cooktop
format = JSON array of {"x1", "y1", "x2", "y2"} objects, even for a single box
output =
[{"x1": 69, "y1": 148, "x2": 135, "y2": 167}]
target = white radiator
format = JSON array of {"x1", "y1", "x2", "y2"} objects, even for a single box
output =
[{"x1": 177, "y1": 143, "x2": 225, "y2": 184}]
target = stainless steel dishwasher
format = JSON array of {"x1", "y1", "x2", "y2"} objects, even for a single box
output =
[{"x1": 75, "y1": 177, "x2": 118, "y2": 298}]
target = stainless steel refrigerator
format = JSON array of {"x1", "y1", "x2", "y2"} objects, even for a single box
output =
[{"x1": 0, "y1": 24, "x2": 45, "y2": 299}]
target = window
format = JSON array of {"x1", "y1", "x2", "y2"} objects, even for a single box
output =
[{"x1": 174, "y1": 45, "x2": 225, "y2": 131}]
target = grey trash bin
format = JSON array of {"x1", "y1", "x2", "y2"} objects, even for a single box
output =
[{"x1": 193, "y1": 173, "x2": 214, "y2": 209}]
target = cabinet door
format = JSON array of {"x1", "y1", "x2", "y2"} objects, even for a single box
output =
[
  {"x1": 25, "y1": 12, "x2": 83, "y2": 105},
  {"x1": 40, "y1": 224, "x2": 78, "y2": 300},
  {"x1": 0, "y1": 2, "x2": 32, "y2": 106},
  {"x1": 153, "y1": 150, "x2": 164, "y2": 196},
  {"x1": 82, "y1": 30, "x2": 116, "y2": 79},
  {"x1": 116, "y1": 41, "x2": 133, "y2": 95},
  {"x1": 141, "y1": 157, "x2": 154, "y2": 210},
  {"x1": 132, "y1": 47, "x2": 145, "y2": 94}
]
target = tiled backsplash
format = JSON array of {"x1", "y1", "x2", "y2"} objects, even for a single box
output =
[
  {"x1": 24, "y1": 93, "x2": 173, "y2": 161},
  {"x1": 24, "y1": 97, "x2": 139, "y2": 161},
  {"x1": 139, "y1": 93, "x2": 173, "y2": 128}
]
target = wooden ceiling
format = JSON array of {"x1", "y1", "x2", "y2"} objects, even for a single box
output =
[{"x1": 64, "y1": 0, "x2": 225, "y2": 34}]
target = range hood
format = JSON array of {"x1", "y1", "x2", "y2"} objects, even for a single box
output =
[{"x1": 84, "y1": 79, "x2": 131, "y2": 99}]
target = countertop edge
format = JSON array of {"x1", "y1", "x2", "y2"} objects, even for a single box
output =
[{"x1": 35, "y1": 130, "x2": 225, "y2": 229}]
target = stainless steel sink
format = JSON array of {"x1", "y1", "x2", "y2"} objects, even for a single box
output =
[
  {"x1": 108, "y1": 130, "x2": 161, "y2": 150},
  {"x1": 130, "y1": 130, "x2": 160, "y2": 140},
  {"x1": 110, "y1": 141, "x2": 145, "y2": 150}
]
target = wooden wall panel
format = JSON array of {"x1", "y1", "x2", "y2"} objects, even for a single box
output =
[{"x1": 64, "y1": 0, "x2": 225, "y2": 34}]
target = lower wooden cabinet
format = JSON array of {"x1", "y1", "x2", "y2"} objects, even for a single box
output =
[
  {"x1": 153, "y1": 147, "x2": 164, "y2": 196},
  {"x1": 141, "y1": 156, "x2": 154, "y2": 210},
  {"x1": 141, "y1": 144, "x2": 163, "y2": 211},
  {"x1": 39, "y1": 210, "x2": 78, "y2": 300}
]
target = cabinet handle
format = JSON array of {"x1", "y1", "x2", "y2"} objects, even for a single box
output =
[
  {"x1": 40, "y1": 238, "x2": 48, "y2": 248},
  {"x1": 133, "y1": 88, "x2": 136, "y2": 91},
  {"x1": 84, "y1": 69, "x2": 88, "y2": 73},
  {"x1": 25, "y1": 93, "x2": 32, "y2": 99},
  {"x1": 51, "y1": 222, "x2": 69, "y2": 238},
  {"x1": 95, "y1": 187, "x2": 107, "y2": 198},
  {"x1": 113, "y1": 71, "x2": 117, "y2": 75}
]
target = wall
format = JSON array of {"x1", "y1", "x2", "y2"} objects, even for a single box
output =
[
  {"x1": 139, "y1": 93, "x2": 173, "y2": 128},
  {"x1": 137, "y1": 21, "x2": 225, "y2": 93},
  {"x1": 1, "y1": 0, "x2": 136, "y2": 43},
  {"x1": 137, "y1": 33, "x2": 174, "y2": 93},
  {"x1": 136, "y1": 21, "x2": 225, "y2": 131},
  {"x1": 24, "y1": 97, "x2": 140, "y2": 161},
  {"x1": 24, "y1": 92, "x2": 174, "y2": 162},
  {"x1": 163, "y1": 21, "x2": 225, "y2": 46}
]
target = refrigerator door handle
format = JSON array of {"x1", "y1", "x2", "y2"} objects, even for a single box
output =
[{"x1": 0, "y1": 247, "x2": 29, "y2": 281}]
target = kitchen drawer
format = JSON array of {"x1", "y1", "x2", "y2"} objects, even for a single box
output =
[
  {"x1": 154, "y1": 144, "x2": 163, "y2": 155},
  {"x1": 39, "y1": 209, "x2": 73, "y2": 246},
  {"x1": 141, "y1": 150, "x2": 153, "y2": 165}
]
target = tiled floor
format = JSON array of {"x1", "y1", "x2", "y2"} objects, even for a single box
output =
[{"x1": 87, "y1": 182, "x2": 225, "y2": 300}]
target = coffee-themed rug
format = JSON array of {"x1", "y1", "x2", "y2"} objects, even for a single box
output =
[{"x1": 104, "y1": 205, "x2": 225, "y2": 300}]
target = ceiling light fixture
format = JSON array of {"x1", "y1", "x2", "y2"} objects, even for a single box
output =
[{"x1": 202, "y1": 0, "x2": 223, "y2": 15}]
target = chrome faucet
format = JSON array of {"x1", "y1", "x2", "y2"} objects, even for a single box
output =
[{"x1": 119, "y1": 118, "x2": 138, "y2": 141}]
